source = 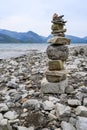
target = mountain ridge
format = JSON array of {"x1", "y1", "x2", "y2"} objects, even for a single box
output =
[{"x1": 0, "y1": 29, "x2": 87, "y2": 43}]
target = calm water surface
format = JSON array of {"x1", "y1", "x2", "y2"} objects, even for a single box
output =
[{"x1": 0, "y1": 43, "x2": 86, "y2": 59}]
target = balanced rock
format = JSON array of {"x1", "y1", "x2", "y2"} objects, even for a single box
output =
[
  {"x1": 51, "y1": 24, "x2": 63, "y2": 31},
  {"x1": 46, "y1": 44, "x2": 69, "y2": 61},
  {"x1": 53, "y1": 33, "x2": 65, "y2": 37},
  {"x1": 41, "y1": 78, "x2": 68, "y2": 94},
  {"x1": 48, "y1": 36, "x2": 70, "y2": 45},
  {"x1": 48, "y1": 60, "x2": 64, "y2": 70},
  {"x1": 52, "y1": 29, "x2": 66, "y2": 34},
  {"x1": 46, "y1": 70, "x2": 67, "y2": 82}
]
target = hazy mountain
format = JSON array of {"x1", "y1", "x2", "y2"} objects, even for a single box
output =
[
  {"x1": 0, "y1": 29, "x2": 87, "y2": 43},
  {"x1": 0, "y1": 29, "x2": 46, "y2": 43},
  {"x1": 66, "y1": 35, "x2": 87, "y2": 43},
  {"x1": 0, "y1": 33, "x2": 21, "y2": 43}
]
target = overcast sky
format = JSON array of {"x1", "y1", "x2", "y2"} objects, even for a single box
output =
[{"x1": 0, "y1": 0, "x2": 87, "y2": 37}]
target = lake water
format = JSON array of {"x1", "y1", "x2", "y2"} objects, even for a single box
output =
[{"x1": 0, "y1": 43, "x2": 86, "y2": 59}]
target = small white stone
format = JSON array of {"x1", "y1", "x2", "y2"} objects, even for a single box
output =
[
  {"x1": 49, "y1": 96, "x2": 60, "y2": 103},
  {"x1": 17, "y1": 126, "x2": 34, "y2": 130},
  {"x1": 61, "y1": 121, "x2": 76, "y2": 130},
  {"x1": 68, "y1": 99, "x2": 81, "y2": 106},
  {"x1": 4, "y1": 111, "x2": 18, "y2": 120},
  {"x1": 83, "y1": 98, "x2": 87, "y2": 106},
  {"x1": 0, "y1": 103, "x2": 8, "y2": 112},
  {"x1": 43, "y1": 100, "x2": 55, "y2": 110},
  {"x1": 56, "y1": 103, "x2": 71, "y2": 119},
  {"x1": 0, "y1": 113, "x2": 3, "y2": 122},
  {"x1": 75, "y1": 106, "x2": 87, "y2": 117}
]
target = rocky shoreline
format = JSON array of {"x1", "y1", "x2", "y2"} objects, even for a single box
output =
[{"x1": 0, "y1": 45, "x2": 87, "y2": 130}]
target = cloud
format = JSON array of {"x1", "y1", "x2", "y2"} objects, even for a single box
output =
[{"x1": 0, "y1": 0, "x2": 87, "y2": 36}]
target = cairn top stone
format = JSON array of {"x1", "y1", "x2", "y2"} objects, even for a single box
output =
[{"x1": 52, "y1": 13, "x2": 67, "y2": 24}]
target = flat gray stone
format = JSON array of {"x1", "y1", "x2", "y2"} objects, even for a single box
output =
[
  {"x1": 47, "y1": 36, "x2": 70, "y2": 45},
  {"x1": 56, "y1": 103, "x2": 71, "y2": 120},
  {"x1": 46, "y1": 70, "x2": 67, "y2": 82},
  {"x1": 0, "y1": 119, "x2": 12, "y2": 130},
  {"x1": 4, "y1": 111, "x2": 18, "y2": 120},
  {"x1": 75, "y1": 106, "x2": 87, "y2": 117},
  {"x1": 83, "y1": 98, "x2": 87, "y2": 106},
  {"x1": 0, "y1": 113, "x2": 3, "y2": 122},
  {"x1": 22, "y1": 99, "x2": 40, "y2": 110},
  {"x1": 68, "y1": 99, "x2": 81, "y2": 106},
  {"x1": 17, "y1": 126, "x2": 34, "y2": 130},
  {"x1": 0, "y1": 103, "x2": 8, "y2": 112},
  {"x1": 76, "y1": 116, "x2": 87, "y2": 130},
  {"x1": 41, "y1": 78, "x2": 68, "y2": 94},
  {"x1": 61, "y1": 121, "x2": 76, "y2": 130},
  {"x1": 42, "y1": 100, "x2": 55, "y2": 110}
]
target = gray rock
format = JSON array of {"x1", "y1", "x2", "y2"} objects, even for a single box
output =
[
  {"x1": 55, "y1": 128, "x2": 61, "y2": 130},
  {"x1": 0, "y1": 119, "x2": 12, "y2": 130},
  {"x1": 68, "y1": 99, "x2": 81, "y2": 106},
  {"x1": 7, "y1": 102, "x2": 15, "y2": 108},
  {"x1": 65, "y1": 85, "x2": 74, "y2": 93},
  {"x1": 41, "y1": 78, "x2": 68, "y2": 94},
  {"x1": 6, "y1": 80, "x2": 19, "y2": 89},
  {"x1": 22, "y1": 99, "x2": 40, "y2": 110},
  {"x1": 55, "y1": 129, "x2": 61, "y2": 130},
  {"x1": 49, "y1": 96, "x2": 60, "y2": 104},
  {"x1": 0, "y1": 113, "x2": 3, "y2": 121},
  {"x1": 69, "y1": 117, "x2": 77, "y2": 126},
  {"x1": 17, "y1": 126, "x2": 34, "y2": 130},
  {"x1": 42, "y1": 100, "x2": 55, "y2": 111},
  {"x1": 42, "y1": 128, "x2": 49, "y2": 130},
  {"x1": 80, "y1": 87, "x2": 87, "y2": 93},
  {"x1": 4, "y1": 111, "x2": 18, "y2": 120},
  {"x1": 0, "y1": 119, "x2": 8, "y2": 125},
  {"x1": 46, "y1": 44, "x2": 69, "y2": 61},
  {"x1": 75, "y1": 106, "x2": 87, "y2": 117},
  {"x1": 61, "y1": 121, "x2": 76, "y2": 130},
  {"x1": 9, "y1": 60, "x2": 18, "y2": 66},
  {"x1": 83, "y1": 98, "x2": 87, "y2": 106},
  {"x1": 56, "y1": 103, "x2": 71, "y2": 120},
  {"x1": 76, "y1": 92, "x2": 87, "y2": 101},
  {"x1": 0, "y1": 103, "x2": 8, "y2": 112},
  {"x1": 48, "y1": 113, "x2": 57, "y2": 120},
  {"x1": 76, "y1": 116, "x2": 87, "y2": 130}
]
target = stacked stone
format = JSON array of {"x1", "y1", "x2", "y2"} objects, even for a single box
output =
[{"x1": 41, "y1": 13, "x2": 70, "y2": 94}]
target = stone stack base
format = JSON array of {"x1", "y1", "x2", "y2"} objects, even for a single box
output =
[{"x1": 41, "y1": 78, "x2": 68, "y2": 94}]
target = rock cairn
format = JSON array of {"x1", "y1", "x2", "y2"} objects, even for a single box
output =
[{"x1": 41, "y1": 13, "x2": 70, "y2": 94}]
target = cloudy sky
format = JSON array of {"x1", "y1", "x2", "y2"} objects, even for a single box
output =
[{"x1": 0, "y1": 0, "x2": 87, "y2": 37}]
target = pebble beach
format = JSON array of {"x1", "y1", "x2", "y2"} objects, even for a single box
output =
[{"x1": 0, "y1": 45, "x2": 87, "y2": 130}]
